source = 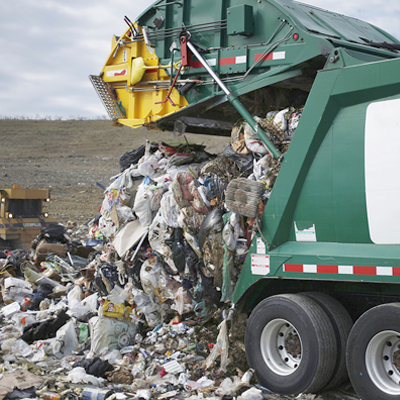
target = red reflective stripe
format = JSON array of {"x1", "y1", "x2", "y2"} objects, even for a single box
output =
[
  {"x1": 114, "y1": 69, "x2": 127, "y2": 76},
  {"x1": 255, "y1": 53, "x2": 273, "y2": 62},
  {"x1": 353, "y1": 266, "x2": 376, "y2": 275},
  {"x1": 144, "y1": 69, "x2": 158, "y2": 74},
  {"x1": 280, "y1": 263, "x2": 400, "y2": 275},
  {"x1": 317, "y1": 265, "x2": 338, "y2": 274},
  {"x1": 219, "y1": 57, "x2": 235, "y2": 65},
  {"x1": 284, "y1": 264, "x2": 303, "y2": 272}
]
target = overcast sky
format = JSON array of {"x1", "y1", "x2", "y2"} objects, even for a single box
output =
[{"x1": 1, "y1": 0, "x2": 399, "y2": 120}]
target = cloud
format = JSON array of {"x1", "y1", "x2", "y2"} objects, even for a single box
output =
[
  {"x1": 0, "y1": 0, "x2": 399, "y2": 119},
  {"x1": 0, "y1": 0, "x2": 152, "y2": 119}
]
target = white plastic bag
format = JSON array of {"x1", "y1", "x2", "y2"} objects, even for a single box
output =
[
  {"x1": 132, "y1": 288, "x2": 161, "y2": 328},
  {"x1": 81, "y1": 293, "x2": 99, "y2": 313},
  {"x1": 160, "y1": 191, "x2": 180, "y2": 228},
  {"x1": 238, "y1": 387, "x2": 263, "y2": 400},
  {"x1": 98, "y1": 215, "x2": 117, "y2": 239},
  {"x1": 171, "y1": 286, "x2": 194, "y2": 315},
  {"x1": 67, "y1": 285, "x2": 84, "y2": 307},
  {"x1": 68, "y1": 367, "x2": 103, "y2": 386},
  {"x1": 88, "y1": 315, "x2": 137, "y2": 358},
  {"x1": 52, "y1": 319, "x2": 78, "y2": 358},
  {"x1": 140, "y1": 257, "x2": 163, "y2": 299},
  {"x1": 12, "y1": 338, "x2": 32, "y2": 358},
  {"x1": 134, "y1": 178, "x2": 154, "y2": 227},
  {"x1": 272, "y1": 107, "x2": 289, "y2": 132},
  {"x1": 138, "y1": 154, "x2": 164, "y2": 179},
  {"x1": 148, "y1": 213, "x2": 178, "y2": 273},
  {"x1": 205, "y1": 318, "x2": 229, "y2": 371},
  {"x1": 243, "y1": 122, "x2": 269, "y2": 154}
]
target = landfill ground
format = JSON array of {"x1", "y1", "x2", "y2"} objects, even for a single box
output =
[
  {"x1": 0, "y1": 119, "x2": 222, "y2": 227},
  {"x1": 0, "y1": 119, "x2": 360, "y2": 400}
]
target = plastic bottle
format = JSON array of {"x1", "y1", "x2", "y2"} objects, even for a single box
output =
[
  {"x1": 42, "y1": 392, "x2": 62, "y2": 400},
  {"x1": 24, "y1": 267, "x2": 42, "y2": 284}
]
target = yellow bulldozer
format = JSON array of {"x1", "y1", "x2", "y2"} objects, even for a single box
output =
[{"x1": 0, "y1": 185, "x2": 57, "y2": 250}]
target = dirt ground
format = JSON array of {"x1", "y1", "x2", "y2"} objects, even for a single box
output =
[{"x1": 0, "y1": 119, "x2": 229, "y2": 229}]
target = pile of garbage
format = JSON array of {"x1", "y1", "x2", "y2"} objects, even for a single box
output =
[{"x1": 0, "y1": 109, "x2": 313, "y2": 400}]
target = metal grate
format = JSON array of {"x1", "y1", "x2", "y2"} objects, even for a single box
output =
[{"x1": 89, "y1": 75, "x2": 125, "y2": 121}]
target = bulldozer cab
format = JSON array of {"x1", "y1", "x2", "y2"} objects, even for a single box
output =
[{"x1": 0, "y1": 187, "x2": 57, "y2": 250}]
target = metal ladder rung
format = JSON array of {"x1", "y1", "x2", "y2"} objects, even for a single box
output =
[{"x1": 89, "y1": 75, "x2": 125, "y2": 121}]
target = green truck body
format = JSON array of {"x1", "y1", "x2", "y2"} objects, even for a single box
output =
[{"x1": 93, "y1": 1, "x2": 400, "y2": 398}]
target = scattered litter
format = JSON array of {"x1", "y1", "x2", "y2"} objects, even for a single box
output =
[{"x1": 0, "y1": 115, "x2": 356, "y2": 399}]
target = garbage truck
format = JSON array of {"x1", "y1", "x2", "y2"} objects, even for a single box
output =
[
  {"x1": 0, "y1": 186, "x2": 57, "y2": 249},
  {"x1": 91, "y1": 1, "x2": 400, "y2": 398}
]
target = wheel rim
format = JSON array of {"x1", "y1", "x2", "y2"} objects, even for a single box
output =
[
  {"x1": 260, "y1": 318, "x2": 302, "y2": 376},
  {"x1": 366, "y1": 330, "x2": 400, "y2": 395}
]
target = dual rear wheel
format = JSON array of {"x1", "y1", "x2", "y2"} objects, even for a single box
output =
[
  {"x1": 246, "y1": 293, "x2": 400, "y2": 399},
  {"x1": 245, "y1": 293, "x2": 351, "y2": 394},
  {"x1": 346, "y1": 303, "x2": 400, "y2": 400}
]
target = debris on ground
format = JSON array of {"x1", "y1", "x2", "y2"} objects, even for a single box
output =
[{"x1": 0, "y1": 111, "x2": 360, "y2": 399}]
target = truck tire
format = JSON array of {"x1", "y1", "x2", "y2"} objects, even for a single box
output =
[
  {"x1": 245, "y1": 293, "x2": 337, "y2": 395},
  {"x1": 346, "y1": 303, "x2": 400, "y2": 400},
  {"x1": 300, "y1": 292, "x2": 353, "y2": 390}
]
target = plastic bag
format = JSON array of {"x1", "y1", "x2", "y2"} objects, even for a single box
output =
[
  {"x1": 132, "y1": 289, "x2": 161, "y2": 328},
  {"x1": 238, "y1": 387, "x2": 263, "y2": 400},
  {"x1": 1, "y1": 338, "x2": 17, "y2": 352},
  {"x1": 107, "y1": 286, "x2": 128, "y2": 304},
  {"x1": 223, "y1": 144, "x2": 254, "y2": 174},
  {"x1": 171, "y1": 286, "x2": 194, "y2": 315},
  {"x1": 98, "y1": 216, "x2": 117, "y2": 240},
  {"x1": 140, "y1": 257, "x2": 163, "y2": 299},
  {"x1": 68, "y1": 367, "x2": 103, "y2": 386},
  {"x1": 160, "y1": 191, "x2": 180, "y2": 228},
  {"x1": 170, "y1": 172, "x2": 209, "y2": 214},
  {"x1": 12, "y1": 312, "x2": 36, "y2": 334},
  {"x1": 137, "y1": 154, "x2": 164, "y2": 179},
  {"x1": 148, "y1": 214, "x2": 177, "y2": 273},
  {"x1": 287, "y1": 109, "x2": 302, "y2": 139},
  {"x1": 81, "y1": 293, "x2": 99, "y2": 313},
  {"x1": 150, "y1": 187, "x2": 165, "y2": 211},
  {"x1": 177, "y1": 207, "x2": 205, "y2": 235},
  {"x1": 253, "y1": 153, "x2": 273, "y2": 181},
  {"x1": 221, "y1": 244, "x2": 234, "y2": 303},
  {"x1": 12, "y1": 338, "x2": 32, "y2": 358},
  {"x1": 52, "y1": 319, "x2": 78, "y2": 358},
  {"x1": 87, "y1": 315, "x2": 137, "y2": 358},
  {"x1": 243, "y1": 122, "x2": 269, "y2": 154},
  {"x1": 102, "y1": 168, "x2": 136, "y2": 212},
  {"x1": 3, "y1": 277, "x2": 33, "y2": 303},
  {"x1": 205, "y1": 318, "x2": 229, "y2": 371},
  {"x1": 134, "y1": 178, "x2": 154, "y2": 227},
  {"x1": 272, "y1": 107, "x2": 289, "y2": 132},
  {"x1": 119, "y1": 145, "x2": 146, "y2": 172},
  {"x1": 231, "y1": 122, "x2": 251, "y2": 155},
  {"x1": 67, "y1": 285, "x2": 84, "y2": 307},
  {"x1": 215, "y1": 373, "x2": 253, "y2": 397}
]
